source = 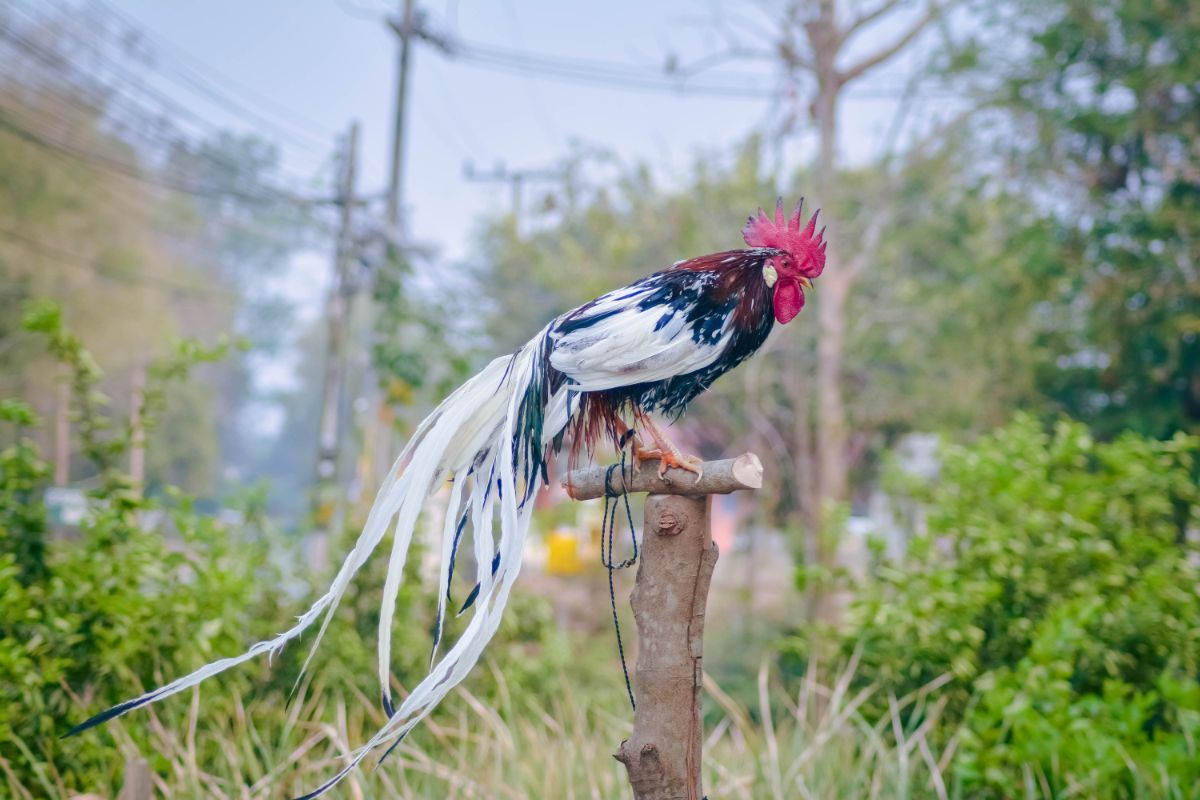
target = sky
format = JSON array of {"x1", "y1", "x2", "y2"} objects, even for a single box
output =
[
  {"x1": 92, "y1": 0, "x2": 931, "y2": 413},
  {"x1": 107, "y1": 0, "x2": 919, "y2": 269}
]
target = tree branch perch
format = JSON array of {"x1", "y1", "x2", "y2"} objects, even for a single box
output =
[
  {"x1": 566, "y1": 455, "x2": 764, "y2": 799},
  {"x1": 563, "y1": 452, "x2": 763, "y2": 501}
]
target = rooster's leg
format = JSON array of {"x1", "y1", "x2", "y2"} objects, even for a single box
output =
[
  {"x1": 612, "y1": 417, "x2": 656, "y2": 468},
  {"x1": 633, "y1": 411, "x2": 704, "y2": 481}
]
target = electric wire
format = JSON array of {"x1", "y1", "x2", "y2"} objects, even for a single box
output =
[
  {"x1": 336, "y1": 2, "x2": 959, "y2": 103},
  {"x1": 0, "y1": 101, "x2": 339, "y2": 246},
  {"x1": 0, "y1": 225, "x2": 240, "y2": 305},
  {"x1": 38, "y1": 0, "x2": 337, "y2": 155},
  {"x1": 0, "y1": 112, "x2": 327, "y2": 207},
  {"x1": 453, "y1": 40, "x2": 955, "y2": 100},
  {"x1": 0, "y1": 14, "x2": 328, "y2": 189}
]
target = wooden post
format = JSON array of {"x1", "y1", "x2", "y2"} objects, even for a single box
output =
[
  {"x1": 564, "y1": 453, "x2": 763, "y2": 800},
  {"x1": 117, "y1": 756, "x2": 152, "y2": 800}
]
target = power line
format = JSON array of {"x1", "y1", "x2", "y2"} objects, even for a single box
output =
[
  {"x1": 0, "y1": 12, "x2": 328, "y2": 188},
  {"x1": 0, "y1": 95, "x2": 341, "y2": 246},
  {"x1": 91, "y1": 0, "x2": 334, "y2": 140},
  {"x1": 498, "y1": 0, "x2": 560, "y2": 142},
  {"x1": 46, "y1": 0, "x2": 337, "y2": 155},
  {"x1": 454, "y1": 40, "x2": 956, "y2": 100},
  {"x1": 0, "y1": 225, "x2": 240, "y2": 305},
  {"x1": 456, "y1": 42, "x2": 774, "y2": 98},
  {"x1": 358, "y1": 5, "x2": 960, "y2": 102},
  {"x1": 0, "y1": 111, "x2": 331, "y2": 208}
]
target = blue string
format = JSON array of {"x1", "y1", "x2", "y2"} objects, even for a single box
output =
[{"x1": 601, "y1": 445, "x2": 639, "y2": 710}]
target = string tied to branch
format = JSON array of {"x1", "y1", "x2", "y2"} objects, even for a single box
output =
[{"x1": 601, "y1": 449, "x2": 639, "y2": 709}]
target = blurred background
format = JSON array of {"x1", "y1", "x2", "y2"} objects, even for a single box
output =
[{"x1": 1, "y1": 0, "x2": 1198, "y2": 798}]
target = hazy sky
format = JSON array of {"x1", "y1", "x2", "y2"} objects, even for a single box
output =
[
  {"x1": 96, "y1": 0, "x2": 926, "y2": 422},
  {"x1": 110, "y1": 0, "x2": 914, "y2": 267}
]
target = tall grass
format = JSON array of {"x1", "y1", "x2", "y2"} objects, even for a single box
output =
[{"x1": 34, "y1": 656, "x2": 957, "y2": 800}]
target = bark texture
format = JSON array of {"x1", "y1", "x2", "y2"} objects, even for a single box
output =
[
  {"x1": 613, "y1": 493, "x2": 720, "y2": 800},
  {"x1": 563, "y1": 453, "x2": 762, "y2": 501}
]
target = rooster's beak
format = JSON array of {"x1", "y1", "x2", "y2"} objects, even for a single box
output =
[{"x1": 798, "y1": 277, "x2": 813, "y2": 290}]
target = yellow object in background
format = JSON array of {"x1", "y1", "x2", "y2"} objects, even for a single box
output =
[{"x1": 546, "y1": 528, "x2": 583, "y2": 575}]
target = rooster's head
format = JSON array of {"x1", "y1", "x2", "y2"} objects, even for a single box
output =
[{"x1": 742, "y1": 197, "x2": 827, "y2": 324}]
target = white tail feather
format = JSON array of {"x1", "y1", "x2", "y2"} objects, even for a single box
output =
[{"x1": 72, "y1": 330, "x2": 560, "y2": 799}]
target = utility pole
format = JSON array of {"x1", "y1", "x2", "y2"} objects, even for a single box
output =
[
  {"x1": 313, "y1": 121, "x2": 360, "y2": 531},
  {"x1": 383, "y1": 0, "x2": 454, "y2": 230},
  {"x1": 385, "y1": 0, "x2": 415, "y2": 233},
  {"x1": 463, "y1": 161, "x2": 564, "y2": 230},
  {"x1": 364, "y1": 2, "x2": 453, "y2": 491},
  {"x1": 360, "y1": 0, "x2": 419, "y2": 496}
]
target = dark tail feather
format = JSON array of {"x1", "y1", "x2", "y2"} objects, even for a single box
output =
[
  {"x1": 457, "y1": 551, "x2": 502, "y2": 616},
  {"x1": 374, "y1": 729, "x2": 410, "y2": 768},
  {"x1": 290, "y1": 752, "x2": 369, "y2": 800},
  {"x1": 381, "y1": 692, "x2": 395, "y2": 719},
  {"x1": 64, "y1": 692, "x2": 162, "y2": 738}
]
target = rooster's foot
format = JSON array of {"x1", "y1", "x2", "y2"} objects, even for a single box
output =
[
  {"x1": 657, "y1": 450, "x2": 704, "y2": 481},
  {"x1": 636, "y1": 448, "x2": 703, "y2": 481}
]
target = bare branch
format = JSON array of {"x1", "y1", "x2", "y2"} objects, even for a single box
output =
[
  {"x1": 837, "y1": 1, "x2": 942, "y2": 86},
  {"x1": 842, "y1": 0, "x2": 909, "y2": 41},
  {"x1": 845, "y1": 207, "x2": 891, "y2": 283},
  {"x1": 667, "y1": 3, "x2": 804, "y2": 78},
  {"x1": 725, "y1": 4, "x2": 788, "y2": 47},
  {"x1": 846, "y1": 107, "x2": 974, "y2": 283},
  {"x1": 666, "y1": 45, "x2": 774, "y2": 80}
]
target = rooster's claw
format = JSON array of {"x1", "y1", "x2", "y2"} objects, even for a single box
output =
[{"x1": 636, "y1": 448, "x2": 703, "y2": 482}]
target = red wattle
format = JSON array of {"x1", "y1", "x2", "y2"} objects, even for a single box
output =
[{"x1": 773, "y1": 279, "x2": 805, "y2": 324}]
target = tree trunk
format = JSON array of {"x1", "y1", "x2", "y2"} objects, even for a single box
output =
[
  {"x1": 808, "y1": 50, "x2": 851, "y2": 621},
  {"x1": 815, "y1": 268, "x2": 849, "y2": 506}
]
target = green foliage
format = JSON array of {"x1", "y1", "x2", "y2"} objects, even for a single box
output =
[
  {"x1": 372, "y1": 253, "x2": 474, "y2": 423},
  {"x1": 0, "y1": 400, "x2": 50, "y2": 584},
  {"x1": 996, "y1": 0, "x2": 1200, "y2": 438},
  {"x1": 849, "y1": 142, "x2": 1056, "y2": 435},
  {"x1": 0, "y1": 304, "x2": 574, "y2": 796},
  {"x1": 1, "y1": 24, "x2": 317, "y2": 502},
  {"x1": 471, "y1": 136, "x2": 1058, "y2": 530},
  {"x1": 0, "y1": 305, "x2": 275, "y2": 794},
  {"x1": 803, "y1": 416, "x2": 1200, "y2": 797},
  {"x1": 473, "y1": 141, "x2": 776, "y2": 353}
]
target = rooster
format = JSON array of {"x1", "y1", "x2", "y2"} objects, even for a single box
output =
[{"x1": 68, "y1": 198, "x2": 827, "y2": 797}]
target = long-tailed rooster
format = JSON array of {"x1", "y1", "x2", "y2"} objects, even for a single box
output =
[{"x1": 68, "y1": 198, "x2": 827, "y2": 796}]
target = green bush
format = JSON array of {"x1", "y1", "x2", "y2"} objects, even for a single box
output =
[
  {"x1": 0, "y1": 303, "x2": 578, "y2": 797},
  {"x1": 805, "y1": 416, "x2": 1200, "y2": 797},
  {"x1": 0, "y1": 306, "x2": 286, "y2": 794}
]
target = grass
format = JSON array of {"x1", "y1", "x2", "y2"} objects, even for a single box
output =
[{"x1": 30, "y1": 653, "x2": 958, "y2": 800}]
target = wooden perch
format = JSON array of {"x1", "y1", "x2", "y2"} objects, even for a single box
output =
[
  {"x1": 565, "y1": 454, "x2": 764, "y2": 800},
  {"x1": 562, "y1": 452, "x2": 763, "y2": 501}
]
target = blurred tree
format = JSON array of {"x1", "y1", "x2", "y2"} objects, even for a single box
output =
[
  {"x1": 0, "y1": 84, "x2": 187, "y2": 474},
  {"x1": 662, "y1": 2, "x2": 964, "y2": 620},
  {"x1": 162, "y1": 131, "x2": 316, "y2": 494},
  {"x1": 993, "y1": 0, "x2": 1200, "y2": 437},
  {"x1": 799, "y1": 415, "x2": 1200, "y2": 798},
  {"x1": 0, "y1": 4, "x2": 321, "y2": 501},
  {"x1": 471, "y1": 135, "x2": 1048, "y2": 535}
]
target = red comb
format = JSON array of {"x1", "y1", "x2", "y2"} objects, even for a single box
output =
[{"x1": 742, "y1": 197, "x2": 827, "y2": 277}]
